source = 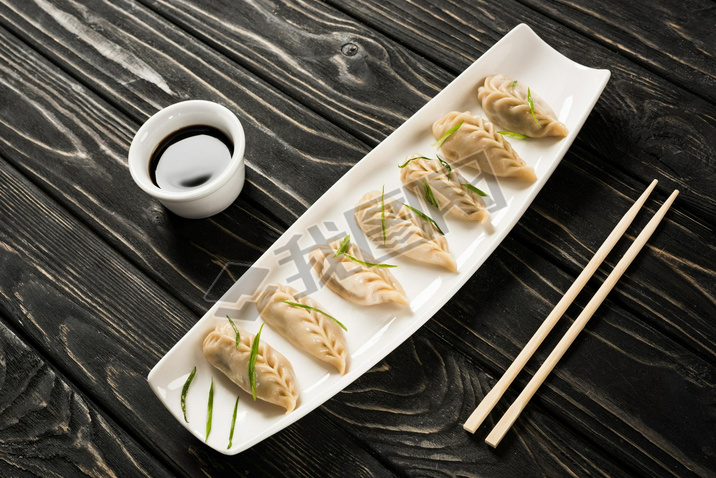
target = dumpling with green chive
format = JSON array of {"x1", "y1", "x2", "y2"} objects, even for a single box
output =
[
  {"x1": 309, "y1": 239, "x2": 408, "y2": 306},
  {"x1": 432, "y1": 111, "x2": 537, "y2": 182},
  {"x1": 256, "y1": 283, "x2": 348, "y2": 374},
  {"x1": 203, "y1": 323, "x2": 299, "y2": 413},
  {"x1": 477, "y1": 75, "x2": 568, "y2": 138},
  {"x1": 400, "y1": 153, "x2": 489, "y2": 223},
  {"x1": 354, "y1": 190, "x2": 457, "y2": 271}
]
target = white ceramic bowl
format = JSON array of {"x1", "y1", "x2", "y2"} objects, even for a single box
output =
[{"x1": 128, "y1": 100, "x2": 246, "y2": 219}]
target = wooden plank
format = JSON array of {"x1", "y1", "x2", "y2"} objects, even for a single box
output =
[
  {"x1": 328, "y1": 0, "x2": 716, "y2": 365},
  {"x1": 512, "y1": 148, "x2": 716, "y2": 362},
  {"x1": 0, "y1": 155, "x2": 631, "y2": 476},
  {"x1": 0, "y1": 4, "x2": 364, "y2": 318},
  {"x1": 0, "y1": 158, "x2": 396, "y2": 477},
  {"x1": 1, "y1": 0, "x2": 714, "y2": 372},
  {"x1": 0, "y1": 317, "x2": 173, "y2": 478},
  {"x1": 431, "y1": 233, "x2": 716, "y2": 477},
  {"x1": 131, "y1": 0, "x2": 716, "y2": 360},
  {"x1": 138, "y1": 0, "x2": 447, "y2": 146},
  {"x1": 0, "y1": 6, "x2": 645, "y2": 473},
  {"x1": 511, "y1": 0, "x2": 716, "y2": 103},
  {"x1": 0, "y1": 0, "x2": 366, "y2": 226},
  {"x1": 129, "y1": 0, "x2": 714, "y2": 226},
  {"x1": 323, "y1": 333, "x2": 634, "y2": 477},
  {"x1": 0, "y1": 1, "x2": 712, "y2": 475},
  {"x1": 0, "y1": 2, "x2": 716, "y2": 366}
]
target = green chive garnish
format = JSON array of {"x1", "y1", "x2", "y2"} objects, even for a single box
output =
[
  {"x1": 333, "y1": 235, "x2": 351, "y2": 257},
  {"x1": 281, "y1": 301, "x2": 348, "y2": 331},
  {"x1": 423, "y1": 181, "x2": 439, "y2": 208},
  {"x1": 509, "y1": 80, "x2": 517, "y2": 88},
  {"x1": 227, "y1": 316, "x2": 240, "y2": 349},
  {"x1": 438, "y1": 156, "x2": 452, "y2": 177},
  {"x1": 398, "y1": 155, "x2": 451, "y2": 177},
  {"x1": 398, "y1": 156, "x2": 433, "y2": 168},
  {"x1": 181, "y1": 366, "x2": 196, "y2": 423},
  {"x1": 205, "y1": 377, "x2": 214, "y2": 442},
  {"x1": 403, "y1": 204, "x2": 444, "y2": 235},
  {"x1": 227, "y1": 396, "x2": 239, "y2": 449},
  {"x1": 332, "y1": 236, "x2": 397, "y2": 268},
  {"x1": 381, "y1": 185, "x2": 386, "y2": 244},
  {"x1": 344, "y1": 254, "x2": 397, "y2": 269},
  {"x1": 248, "y1": 323, "x2": 265, "y2": 401},
  {"x1": 497, "y1": 131, "x2": 528, "y2": 140},
  {"x1": 462, "y1": 183, "x2": 490, "y2": 197},
  {"x1": 432, "y1": 121, "x2": 463, "y2": 149},
  {"x1": 527, "y1": 88, "x2": 540, "y2": 126}
]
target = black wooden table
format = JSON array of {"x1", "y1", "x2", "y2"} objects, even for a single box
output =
[{"x1": 0, "y1": 0, "x2": 713, "y2": 476}]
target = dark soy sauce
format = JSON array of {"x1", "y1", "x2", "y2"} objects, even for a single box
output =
[{"x1": 149, "y1": 125, "x2": 234, "y2": 192}]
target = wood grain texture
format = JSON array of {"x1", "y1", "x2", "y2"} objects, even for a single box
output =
[
  {"x1": 0, "y1": 0, "x2": 366, "y2": 223},
  {"x1": 514, "y1": 0, "x2": 716, "y2": 103},
  {"x1": 0, "y1": 147, "x2": 633, "y2": 477},
  {"x1": 428, "y1": 234, "x2": 715, "y2": 477},
  {"x1": 135, "y1": 0, "x2": 449, "y2": 144},
  {"x1": 325, "y1": 332, "x2": 634, "y2": 477},
  {"x1": 133, "y1": 0, "x2": 716, "y2": 360},
  {"x1": 0, "y1": 0, "x2": 712, "y2": 475},
  {"x1": 0, "y1": 0, "x2": 711, "y2": 367},
  {"x1": 0, "y1": 6, "x2": 357, "y2": 318},
  {"x1": 310, "y1": 0, "x2": 715, "y2": 224},
  {"x1": 0, "y1": 317, "x2": 173, "y2": 478},
  {"x1": 514, "y1": 151, "x2": 716, "y2": 362},
  {"x1": 0, "y1": 161, "x2": 395, "y2": 476},
  {"x1": 0, "y1": 5, "x2": 641, "y2": 472}
]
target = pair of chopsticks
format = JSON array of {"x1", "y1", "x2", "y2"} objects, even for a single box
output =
[{"x1": 464, "y1": 179, "x2": 678, "y2": 447}]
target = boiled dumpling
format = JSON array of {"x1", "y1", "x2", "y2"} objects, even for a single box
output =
[
  {"x1": 203, "y1": 322, "x2": 299, "y2": 413},
  {"x1": 478, "y1": 75, "x2": 568, "y2": 138},
  {"x1": 256, "y1": 283, "x2": 348, "y2": 374},
  {"x1": 432, "y1": 111, "x2": 536, "y2": 182},
  {"x1": 354, "y1": 190, "x2": 457, "y2": 271},
  {"x1": 400, "y1": 153, "x2": 489, "y2": 223},
  {"x1": 309, "y1": 238, "x2": 408, "y2": 306}
]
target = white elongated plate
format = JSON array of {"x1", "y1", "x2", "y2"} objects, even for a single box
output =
[{"x1": 148, "y1": 24, "x2": 610, "y2": 454}]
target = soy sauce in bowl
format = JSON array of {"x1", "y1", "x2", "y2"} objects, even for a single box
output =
[{"x1": 149, "y1": 125, "x2": 234, "y2": 192}]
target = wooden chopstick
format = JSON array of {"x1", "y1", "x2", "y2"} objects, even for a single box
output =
[
  {"x1": 485, "y1": 188, "x2": 679, "y2": 447},
  {"x1": 463, "y1": 179, "x2": 659, "y2": 434}
]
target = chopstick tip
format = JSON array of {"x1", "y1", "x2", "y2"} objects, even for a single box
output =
[{"x1": 485, "y1": 434, "x2": 501, "y2": 448}]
